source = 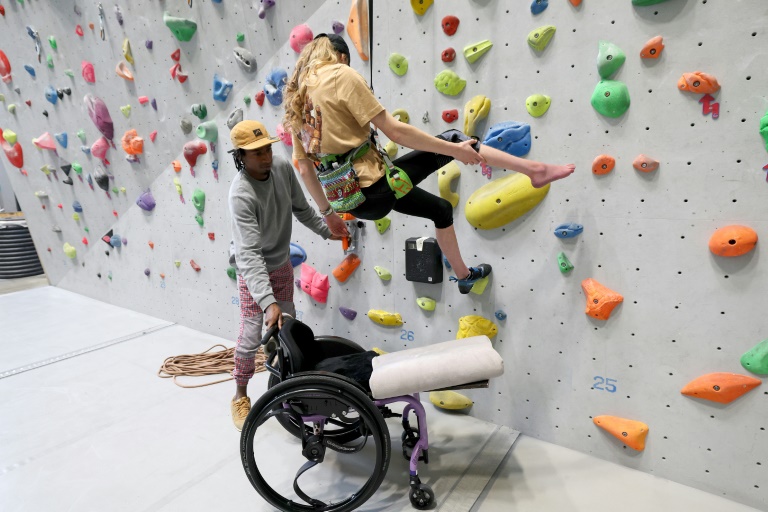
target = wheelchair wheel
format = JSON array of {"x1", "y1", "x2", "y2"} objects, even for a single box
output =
[
  {"x1": 242, "y1": 374, "x2": 391, "y2": 512},
  {"x1": 268, "y1": 373, "x2": 365, "y2": 446},
  {"x1": 409, "y1": 483, "x2": 435, "y2": 510}
]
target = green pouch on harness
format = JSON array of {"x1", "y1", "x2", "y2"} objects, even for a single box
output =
[
  {"x1": 385, "y1": 164, "x2": 413, "y2": 199},
  {"x1": 318, "y1": 143, "x2": 370, "y2": 213}
]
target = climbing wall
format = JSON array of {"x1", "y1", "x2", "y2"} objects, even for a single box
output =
[{"x1": 1, "y1": 1, "x2": 767, "y2": 510}]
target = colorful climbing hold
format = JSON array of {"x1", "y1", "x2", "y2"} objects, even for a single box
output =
[
  {"x1": 554, "y1": 223, "x2": 583, "y2": 238},
  {"x1": 24, "y1": 64, "x2": 36, "y2": 77},
  {"x1": 185, "y1": 142, "x2": 208, "y2": 172},
  {"x1": 525, "y1": 94, "x2": 551, "y2": 117},
  {"x1": 136, "y1": 190, "x2": 156, "y2": 211},
  {"x1": 463, "y1": 40, "x2": 493, "y2": 64},
  {"x1": 63, "y1": 242, "x2": 77, "y2": 259},
  {"x1": 339, "y1": 307, "x2": 357, "y2": 320},
  {"x1": 191, "y1": 103, "x2": 207, "y2": 120},
  {"x1": 384, "y1": 141, "x2": 398, "y2": 158},
  {"x1": 708, "y1": 225, "x2": 758, "y2": 257},
  {"x1": 122, "y1": 39, "x2": 134, "y2": 65},
  {"x1": 196, "y1": 120, "x2": 218, "y2": 142},
  {"x1": 76, "y1": 25, "x2": 84, "y2": 36},
  {"x1": 591, "y1": 80, "x2": 630, "y2": 118},
  {"x1": 121, "y1": 129, "x2": 144, "y2": 157},
  {"x1": 494, "y1": 310, "x2": 507, "y2": 321},
  {"x1": 434, "y1": 70, "x2": 466, "y2": 96},
  {"x1": 681, "y1": 373, "x2": 761, "y2": 404},
  {"x1": 593, "y1": 416, "x2": 648, "y2": 451},
  {"x1": 264, "y1": 68, "x2": 287, "y2": 105},
  {"x1": 392, "y1": 108, "x2": 410, "y2": 124},
  {"x1": 437, "y1": 161, "x2": 461, "y2": 208},
  {"x1": 410, "y1": 0, "x2": 433, "y2": 15},
  {"x1": 597, "y1": 40, "x2": 626, "y2": 79},
  {"x1": 236, "y1": 32, "x2": 245, "y2": 43},
  {"x1": 592, "y1": 154, "x2": 615, "y2": 175},
  {"x1": 464, "y1": 95, "x2": 491, "y2": 137},
  {"x1": 457, "y1": 315, "x2": 497, "y2": 339},
  {"x1": 416, "y1": 297, "x2": 436, "y2": 311},
  {"x1": 333, "y1": 253, "x2": 361, "y2": 282},
  {"x1": 441, "y1": 15, "x2": 460, "y2": 36},
  {"x1": 527, "y1": 25, "x2": 556, "y2": 51},
  {"x1": 255, "y1": 91, "x2": 265, "y2": 106},
  {"x1": 190, "y1": 260, "x2": 201, "y2": 272},
  {"x1": 441, "y1": 47, "x2": 456, "y2": 63},
  {"x1": 119, "y1": 104, "x2": 131, "y2": 118},
  {"x1": 289, "y1": 24, "x2": 313, "y2": 53},
  {"x1": 388, "y1": 53, "x2": 408, "y2": 76},
  {"x1": 332, "y1": 20, "x2": 345, "y2": 34},
  {"x1": 85, "y1": 94, "x2": 115, "y2": 142},
  {"x1": 430, "y1": 390, "x2": 472, "y2": 410},
  {"x1": 375, "y1": 217, "x2": 391, "y2": 234},
  {"x1": 677, "y1": 71, "x2": 720, "y2": 94},
  {"x1": 632, "y1": 154, "x2": 659, "y2": 173},
  {"x1": 367, "y1": 309, "x2": 403, "y2": 326},
  {"x1": 581, "y1": 278, "x2": 623, "y2": 321},
  {"x1": 374, "y1": 266, "x2": 392, "y2": 281},
  {"x1": 531, "y1": 0, "x2": 549, "y2": 15},
  {"x1": 640, "y1": 35, "x2": 664, "y2": 59},
  {"x1": 33, "y1": 132, "x2": 57, "y2": 150},
  {"x1": 557, "y1": 252, "x2": 574, "y2": 273},
  {"x1": 633, "y1": 0, "x2": 671, "y2": 5},
  {"x1": 195, "y1": 214, "x2": 204, "y2": 226},
  {"x1": 81, "y1": 60, "x2": 95, "y2": 83},
  {"x1": 442, "y1": 109, "x2": 458, "y2": 123},
  {"x1": 482, "y1": 121, "x2": 531, "y2": 156},
  {"x1": 55, "y1": 132, "x2": 68, "y2": 148},
  {"x1": 115, "y1": 61, "x2": 134, "y2": 81},
  {"x1": 213, "y1": 74, "x2": 233, "y2": 102},
  {"x1": 465, "y1": 173, "x2": 549, "y2": 229},
  {"x1": 741, "y1": 339, "x2": 768, "y2": 375},
  {"x1": 164, "y1": 12, "x2": 198, "y2": 41},
  {"x1": 276, "y1": 124, "x2": 292, "y2": 146}
]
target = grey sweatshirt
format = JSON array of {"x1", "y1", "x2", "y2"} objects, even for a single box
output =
[{"x1": 228, "y1": 156, "x2": 331, "y2": 310}]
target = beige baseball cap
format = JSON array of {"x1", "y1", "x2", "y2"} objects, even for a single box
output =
[{"x1": 230, "y1": 120, "x2": 280, "y2": 150}]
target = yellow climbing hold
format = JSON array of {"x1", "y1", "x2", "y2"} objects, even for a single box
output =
[
  {"x1": 430, "y1": 390, "x2": 473, "y2": 410},
  {"x1": 417, "y1": 297, "x2": 436, "y2": 311},
  {"x1": 469, "y1": 276, "x2": 490, "y2": 295},
  {"x1": 410, "y1": 0, "x2": 433, "y2": 16},
  {"x1": 463, "y1": 95, "x2": 491, "y2": 137},
  {"x1": 463, "y1": 39, "x2": 493, "y2": 64},
  {"x1": 63, "y1": 242, "x2": 77, "y2": 259},
  {"x1": 372, "y1": 347, "x2": 388, "y2": 355},
  {"x1": 384, "y1": 141, "x2": 398, "y2": 159},
  {"x1": 465, "y1": 173, "x2": 550, "y2": 229},
  {"x1": 458, "y1": 315, "x2": 498, "y2": 339},
  {"x1": 374, "y1": 266, "x2": 392, "y2": 280},
  {"x1": 392, "y1": 108, "x2": 410, "y2": 124},
  {"x1": 437, "y1": 161, "x2": 461, "y2": 207},
  {"x1": 368, "y1": 309, "x2": 403, "y2": 326},
  {"x1": 122, "y1": 38, "x2": 134, "y2": 65}
]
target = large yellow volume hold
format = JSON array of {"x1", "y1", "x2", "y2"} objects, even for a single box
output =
[
  {"x1": 367, "y1": 309, "x2": 403, "y2": 326},
  {"x1": 465, "y1": 173, "x2": 550, "y2": 229},
  {"x1": 430, "y1": 390, "x2": 473, "y2": 410},
  {"x1": 437, "y1": 161, "x2": 461, "y2": 207}
]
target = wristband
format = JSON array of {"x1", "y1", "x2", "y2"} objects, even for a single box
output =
[{"x1": 319, "y1": 205, "x2": 335, "y2": 217}]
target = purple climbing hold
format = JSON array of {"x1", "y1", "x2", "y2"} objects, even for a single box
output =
[
  {"x1": 294, "y1": 278, "x2": 302, "y2": 289},
  {"x1": 145, "y1": 40, "x2": 153, "y2": 50},
  {"x1": 136, "y1": 190, "x2": 156, "y2": 211},
  {"x1": 151, "y1": 98, "x2": 157, "y2": 111},
  {"x1": 144, "y1": 268, "x2": 151, "y2": 277},
  {"x1": 258, "y1": 0, "x2": 275, "y2": 19},
  {"x1": 332, "y1": 20, "x2": 345, "y2": 34},
  {"x1": 339, "y1": 307, "x2": 357, "y2": 320},
  {"x1": 122, "y1": 237, "x2": 128, "y2": 246}
]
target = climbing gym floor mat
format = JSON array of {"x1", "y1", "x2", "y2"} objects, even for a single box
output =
[{"x1": 0, "y1": 286, "x2": 760, "y2": 512}]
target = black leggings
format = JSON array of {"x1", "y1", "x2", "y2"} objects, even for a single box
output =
[{"x1": 349, "y1": 130, "x2": 480, "y2": 229}]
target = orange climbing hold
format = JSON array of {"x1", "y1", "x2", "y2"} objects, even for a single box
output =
[
  {"x1": 681, "y1": 373, "x2": 761, "y2": 404},
  {"x1": 640, "y1": 36, "x2": 664, "y2": 59},
  {"x1": 347, "y1": 0, "x2": 370, "y2": 62},
  {"x1": 121, "y1": 129, "x2": 144, "y2": 155},
  {"x1": 593, "y1": 416, "x2": 649, "y2": 451},
  {"x1": 148, "y1": 241, "x2": 154, "y2": 249},
  {"x1": 568, "y1": 0, "x2": 583, "y2": 6},
  {"x1": 333, "y1": 253, "x2": 361, "y2": 282},
  {"x1": 632, "y1": 154, "x2": 659, "y2": 173},
  {"x1": 678, "y1": 71, "x2": 720, "y2": 94},
  {"x1": 592, "y1": 154, "x2": 615, "y2": 175},
  {"x1": 581, "y1": 278, "x2": 623, "y2": 321},
  {"x1": 115, "y1": 61, "x2": 134, "y2": 81},
  {"x1": 172, "y1": 160, "x2": 182, "y2": 172},
  {"x1": 708, "y1": 225, "x2": 758, "y2": 257}
]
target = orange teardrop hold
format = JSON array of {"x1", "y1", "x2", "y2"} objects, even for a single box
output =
[
  {"x1": 681, "y1": 372, "x2": 761, "y2": 404},
  {"x1": 592, "y1": 154, "x2": 615, "y2": 175},
  {"x1": 568, "y1": 0, "x2": 583, "y2": 6},
  {"x1": 640, "y1": 35, "x2": 664, "y2": 59},
  {"x1": 581, "y1": 278, "x2": 624, "y2": 320},
  {"x1": 593, "y1": 415, "x2": 649, "y2": 451},
  {"x1": 347, "y1": 0, "x2": 369, "y2": 61},
  {"x1": 708, "y1": 225, "x2": 758, "y2": 257},
  {"x1": 332, "y1": 253, "x2": 361, "y2": 283}
]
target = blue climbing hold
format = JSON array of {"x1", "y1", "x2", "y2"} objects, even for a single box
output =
[
  {"x1": 482, "y1": 121, "x2": 531, "y2": 157},
  {"x1": 553, "y1": 222, "x2": 583, "y2": 238},
  {"x1": 24, "y1": 64, "x2": 36, "y2": 77},
  {"x1": 442, "y1": 254, "x2": 452, "y2": 270},
  {"x1": 494, "y1": 310, "x2": 507, "y2": 321},
  {"x1": 81, "y1": 145, "x2": 91, "y2": 155},
  {"x1": 530, "y1": 0, "x2": 549, "y2": 15},
  {"x1": 45, "y1": 85, "x2": 58, "y2": 105},
  {"x1": 109, "y1": 235, "x2": 122, "y2": 248},
  {"x1": 55, "y1": 132, "x2": 68, "y2": 148},
  {"x1": 212, "y1": 74, "x2": 233, "y2": 102},
  {"x1": 289, "y1": 242, "x2": 307, "y2": 267},
  {"x1": 72, "y1": 200, "x2": 83, "y2": 212},
  {"x1": 264, "y1": 68, "x2": 288, "y2": 106}
]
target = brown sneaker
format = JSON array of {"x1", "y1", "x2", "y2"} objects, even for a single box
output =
[{"x1": 231, "y1": 396, "x2": 251, "y2": 432}]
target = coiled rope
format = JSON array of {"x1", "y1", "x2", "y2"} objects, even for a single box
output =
[{"x1": 157, "y1": 344, "x2": 267, "y2": 388}]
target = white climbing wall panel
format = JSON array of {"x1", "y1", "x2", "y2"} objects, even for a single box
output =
[{"x1": 1, "y1": 1, "x2": 767, "y2": 510}]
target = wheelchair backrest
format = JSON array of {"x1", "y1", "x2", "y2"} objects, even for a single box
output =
[{"x1": 277, "y1": 318, "x2": 325, "y2": 374}]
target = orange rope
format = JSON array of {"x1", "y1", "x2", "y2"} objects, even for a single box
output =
[{"x1": 157, "y1": 344, "x2": 267, "y2": 388}]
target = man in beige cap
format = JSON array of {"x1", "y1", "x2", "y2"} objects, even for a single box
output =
[{"x1": 227, "y1": 120, "x2": 346, "y2": 430}]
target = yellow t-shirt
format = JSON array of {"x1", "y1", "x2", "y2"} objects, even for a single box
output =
[{"x1": 291, "y1": 64, "x2": 386, "y2": 188}]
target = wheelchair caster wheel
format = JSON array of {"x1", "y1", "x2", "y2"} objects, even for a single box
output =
[{"x1": 409, "y1": 483, "x2": 434, "y2": 510}]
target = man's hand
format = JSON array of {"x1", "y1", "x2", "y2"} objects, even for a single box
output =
[
  {"x1": 264, "y1": 303, "x2": 284, "y2": 330},
  {"x1": 325, "y1": 212, "x2": 349, "y2": 237},
  {"x1": 452, "y1": 139, "x2": 486, "y2": 166},
  {"x1": 329, "y1": 233, "x2": 346, "y2": 241}
]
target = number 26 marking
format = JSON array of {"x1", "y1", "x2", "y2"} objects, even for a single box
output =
[
  {"x1": 400, "y1": 330, "x2": 415, "y2": 342},
  {"x1": 594, "y1": 376, "x2": 617, "y2": 393}
]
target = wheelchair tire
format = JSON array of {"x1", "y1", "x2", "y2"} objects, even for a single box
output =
[
  {"x1": 268, "y1": 372, "x2": 365, "y2": 446},
  {"x1": 241, "y1": 374, "x2": 391, "y2": 512},
  {"x1": 409, "y1": 483, "x2": 435, "y2": 510}
]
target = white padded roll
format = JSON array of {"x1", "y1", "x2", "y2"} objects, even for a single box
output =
[{"x1": 369, "y1": 336, "x2": 504, "y2": 399}]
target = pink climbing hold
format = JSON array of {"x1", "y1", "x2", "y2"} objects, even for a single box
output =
[
  {"x1": 276, "y1": 124, "x2": 292, "y2": 146},
  {"x1": 75, "y1": 25, "x2": 84, "y2": 37},
  {"x1": 183, "y1": 140, "x2": 208, "y2": 172},
  {"x1": 170, "y1": 63, "x2": 180, "y2": 80},
  {"x1": 81, "y1": 60, "x2": 95, "y2": 83},
  {"x1": 25, "y1": 100, "x2": 31, "y2": 106},
  {"x1": 289, "y1": 24, "x2": 313, "y2": 53},
  {"x1": 255, "y1": 90, "x2": 265, "y2": 106},
  {"x1": 149, "y1": 130, "x2": 157, "y2": 142},
  {"x1": 85, "y1": 94, "x2": 115, "y2": 144},
  {"x1": 91, "y1": 136, "x2": 111, "y2": 166},
  {"x1": 138, "y1": 96, "x2": 149, "y2": 104},
  {"x1": 32, "y1": 132, "x2": 57, "y2": 151},
  {"x1": 300, "y1": 263, "x2": 330, "y2": 303}
]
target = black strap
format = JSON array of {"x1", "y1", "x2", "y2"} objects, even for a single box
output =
[{"x1": 293, "y1": 460, "x2": 326, "y2": 508}]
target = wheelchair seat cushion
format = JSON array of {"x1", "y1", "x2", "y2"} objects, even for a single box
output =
[
  {"x1": 312, "y1": 351, "x2": 378, "y2": 391},
  {"x1": 368, "y1": 335, "x2": 503, "y2": 399}
]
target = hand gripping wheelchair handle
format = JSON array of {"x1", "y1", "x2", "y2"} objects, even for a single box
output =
[{"x1": 259, "y1": 312, "x2": 294, "y2": 347}]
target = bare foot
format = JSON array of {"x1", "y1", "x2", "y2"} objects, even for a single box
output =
[{"x1": 530, "y1": 163, "x2": 575, "y2": 188}]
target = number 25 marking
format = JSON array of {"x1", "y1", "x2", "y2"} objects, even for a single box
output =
[{"x1": 594, "y1": 376, "x2": 617, "y2": 393}]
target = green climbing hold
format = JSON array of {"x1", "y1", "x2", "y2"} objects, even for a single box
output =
[
  {"x1": 0, "y1": 94, "x2": 4, "y2": 102},
  {"x1": 191, "y1": 103, "x2": 207, "y2": 120},
  {"x1": 526, "y1": 94, "x2": 551, "y2": 117},
  {"x1": 417, "y1": 297, "x2": 436, "y2": 311},
  {"x1": 196, "y1": 121, "x2": 218, "y2": 142},
  {"x1": 375, "y1": 217, "x2": 391, "y2": 234},
  {"x1": 8, "y1": 104, "x2": 16, "y2": 114},
  {"x1": 597, "y1": 40, "x2": 626, "y2": 79},
  {"x1": 388, "y1": 53, "x2": 408, "y2": 76},
  {"x1": 632, "y1": 0, "x2": 670, "y2": 5},
  {"x1": 227, "y1": 266, "x2": 237, "y2": 280},
  {"x1": 434, "y1": 70, "x2": 466, "y2": 96},
  {"x1": 3, "y1": 129, "x2": 16, "y2": 144},
  {"x1": 77, "y1": 130, "x2": 86, "y2": 143},
  {"x1": 108, "y1": 272, "x2": 113, "y2": 281},
  {"x1": 741, "y1": 338, "x2": 768, "y2": 375},
  {"x1": 195, "y1": 214, "x2": 204, "y2": 226},
  {"x1": 47, "y1": 55, "x2": 54, "y2": 69},
  {"x1": 557, "y1": 252, "x2": 574, "y2": 273},
  {"x1": 111, "y1": 186, "x2": 119, "y2": 194},
  {"x1": 120, "y1": 104, "x2": 132, "y2": 118},
  {"x1": 192, "y1": 189, "x2": 206, "y2": 212},
  {"x1": 72, "y1": 162, "x2": 83, "y2": 175},
  {"x1": 174, "y1": 260, "x2": 181, "y2": 268},
  {"x1": 164, "y1": 12, "x2": 198, "y2": 42},
  {"x1": 236, "y1": 32, "x2": 245, "y2": 43},
  {"x1": 374, "y1": 266, "x2": 392, "y2": 280},
  {"x1": 759, "y1": 110, "x2": 768, "y2": 153},
  {"x1": 463, "y1": 39, "x2": 493, "y2": 64},
  {"x1": 48, "y1": 36, "x2": 57, "y2": 50},
  {"x1": 84, "y1": 227, "x2": 89, "y2": 233},
  {"x1": 527, "y1": 25, "x2": 556, "y2": 51},
  {"x1": 244, "y1": 95, "x2": 251, "y2": 105},
  {"x1": 591, "y1": 80, "x2": 630, "y2": 118},
  {"x1": 64, "y1": 69, "x2": 74, "y2": 78},
  {"x1": 470, "y1": 276, "x2": 490, "y2": 295}
]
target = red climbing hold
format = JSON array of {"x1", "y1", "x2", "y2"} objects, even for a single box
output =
[
  {"x1": 0, "y1": 5, "x2": 5, "y2": 16},
  {"x1": 57, "y1": 203, "x2": 63, "y2": 209},
  {"x1": 207, "y1": 232, "x2": 215, "y2": 241},
  {"x1": 442, "y1": 15, "x2": 460, "y2": 36},
  {"x1": 82, "y1": 237, "x2": 89, "y2": 245},
  {"x1": 255, "y1": 90, "x2": 265, "y2": 106},
  {"x1": 25, "y1": 100, "x2": 32, "y2": 106},
  {"x1": 171, "y1": 49, "x2": 181, "y2": 62},
  {"x1": 170, "y1": 63, "x2": 180, "y2": 80},
  {"x1": 183, "y1": 140, "x2": 208, "y2": 169},
  {"x1": 75, "y1": 25, "x2": 84, "y2": 36},
  {"x1": 113, "y1": 210, "x2": 118, "y2": 217},
  {"x1": 149, "y1": 130, "x2": 157, "y2": 142},
  {"x1": 441, "y1": 48, "x2": 456, "y2": 63},
  {"x1": 176, "y1": 69, "x2": 188, "y2": 83},
  {"x1": 138, "y1": 96, "x2": 149, "y2": 105},
  {"x1": 442, "y1": 109, "x2": 459, "y2": 123},
  {"x1": 190, "y1": 260, "x2": 201, "y2": 271}
]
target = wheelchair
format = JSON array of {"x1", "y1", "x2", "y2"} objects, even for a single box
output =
[{"x1": 239, "y1": 316, "x2": 503, "y2": 512}]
